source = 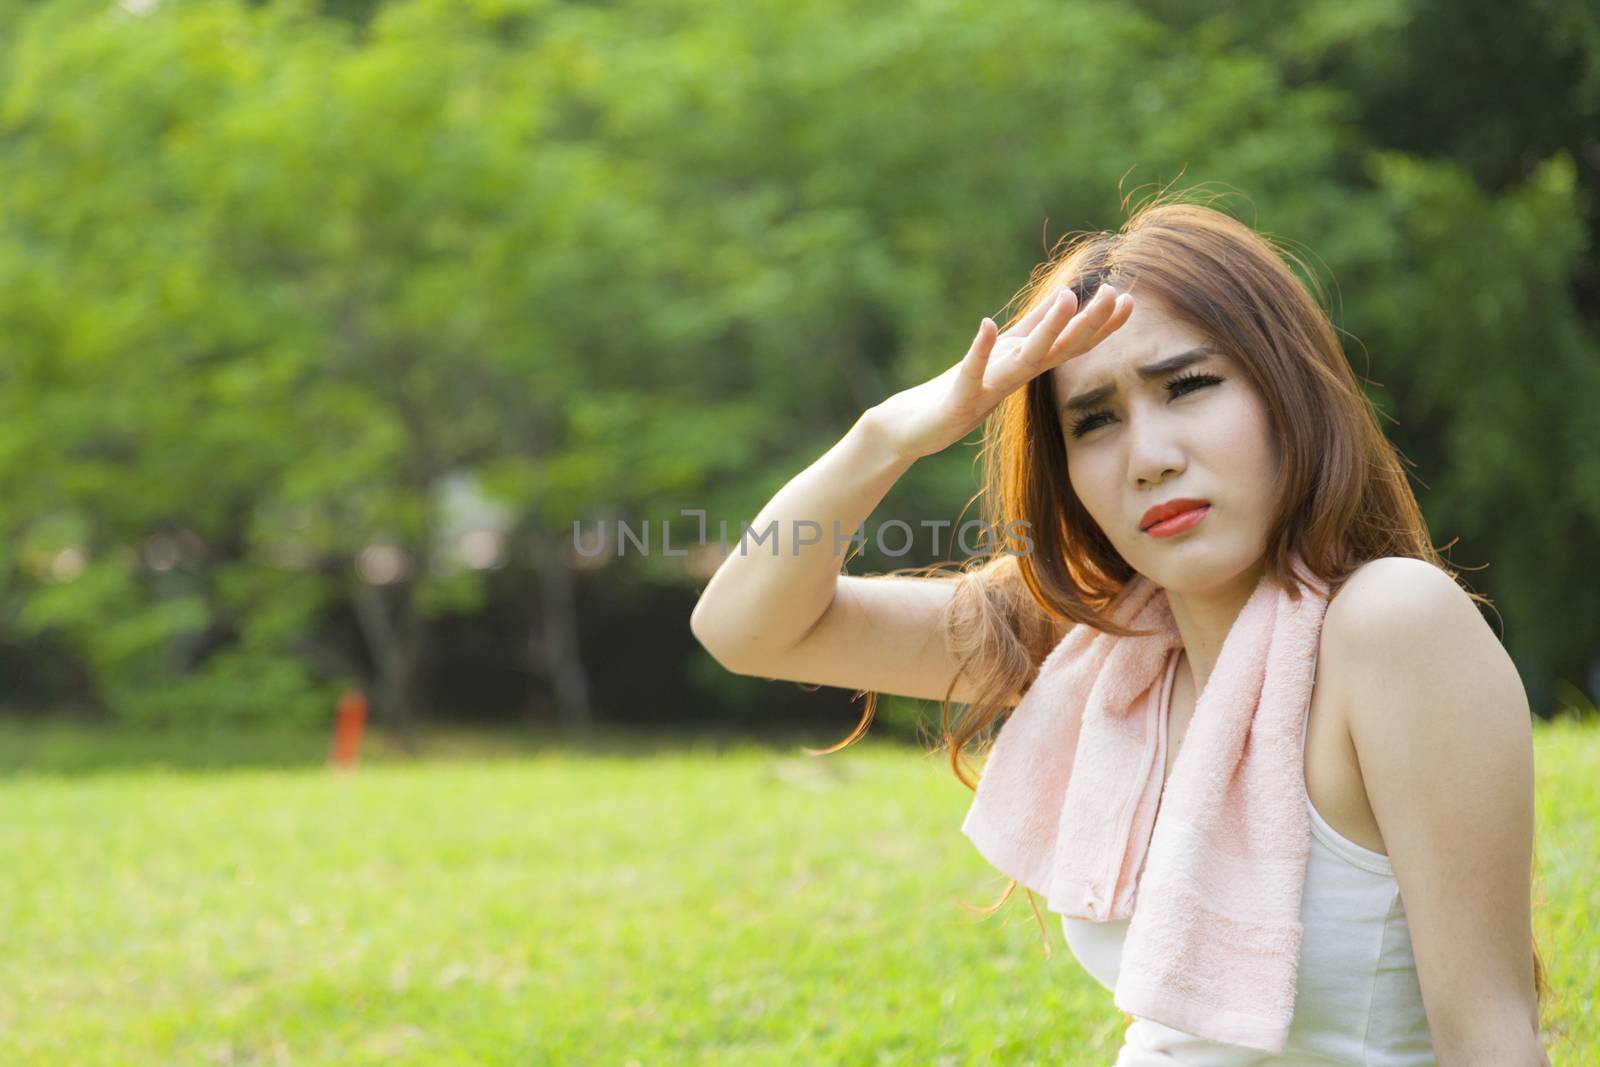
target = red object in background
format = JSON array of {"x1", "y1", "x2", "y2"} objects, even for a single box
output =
[{"x1": 330, "y1": 690, "x2": 368, "y2": 772}]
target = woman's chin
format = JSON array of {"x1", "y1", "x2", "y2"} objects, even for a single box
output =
[{"x1": 1133, "y1": 544, "x2": 1265, "y2": 597}]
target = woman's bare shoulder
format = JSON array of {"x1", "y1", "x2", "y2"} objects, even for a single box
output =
[
  {"x1": 1322, "y1": 555, "x2": 1518, "y2": 722},
  {"x1": 1323, "y1": 556, "x2": 1477, "y2": 641}
]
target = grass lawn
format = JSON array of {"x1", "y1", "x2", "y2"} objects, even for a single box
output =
[{"x1": 0, "y1": 715, "x2": 1593, "y2": 1065}]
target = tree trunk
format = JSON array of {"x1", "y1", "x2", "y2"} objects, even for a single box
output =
[
  {"x1": 528, "y1": 530, "x2": 594, "y2": 738},
  {"x1": 351, "y1": 581, "x2": 423, "y2": 755}
]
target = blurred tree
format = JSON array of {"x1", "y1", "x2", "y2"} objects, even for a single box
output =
[{"x1": 0, "y1": 0, "x2": 1593, "y2": 729}]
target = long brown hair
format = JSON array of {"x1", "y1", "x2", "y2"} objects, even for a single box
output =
[{"x1": 805, "y1": 187, "x2": 1549, "y2": 1011}]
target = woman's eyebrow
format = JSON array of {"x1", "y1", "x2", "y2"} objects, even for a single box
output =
[{"x1": 1059, "y1": 346, "x2": 1222, "y2": 413}]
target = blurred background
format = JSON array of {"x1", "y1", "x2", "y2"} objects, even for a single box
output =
[{"x1": 0, "y1": 0, "x2": 1595, "y2": 1063}]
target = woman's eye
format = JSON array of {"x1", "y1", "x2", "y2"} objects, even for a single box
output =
[
  {"x1": 1066, "y1": 373, "x2": 1224, "y2": 440},
  {"x1": 1168, "y1": 372, "x2": 1223, "y2": 396},
  {"x1": 1068, "y1": 412, "x2": 1111, "y2": 438}
]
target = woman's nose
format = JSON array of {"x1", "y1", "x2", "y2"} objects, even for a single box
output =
[{"x1": 1127, "y1": 410, "x2": 1186, "y2": 487}]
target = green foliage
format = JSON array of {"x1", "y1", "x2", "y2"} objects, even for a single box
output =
[{"x1": 0, "y1": 0, "x2": 1595, "y2": 722}]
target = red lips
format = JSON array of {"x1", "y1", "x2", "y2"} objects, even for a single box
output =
[{"x1": 1140, "y1": 498, "x2": 1212, "y2": 531}]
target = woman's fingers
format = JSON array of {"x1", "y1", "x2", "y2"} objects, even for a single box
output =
[
  {"x1": 1035, "y1": 285, "x2": 1123, "y2": 366},
  {"x1": 1030, "y1": 287, "x2": 1082, "y2": 346},
  {"x1": 1000, "y1": 285, "x2": 1077, "y2": 341},
  {"x1": 1084, "y1": 293, "x2": 1135, "y2": 348},
  {"x1": 979, "y1": 286, "x2": 1099, "y2": 385},
  {"x1": 975, "y1": 284, "x2": 1133, "y2": 399},
  {"x1": 956, "y1": 317, "x2": 997, "y2": 392},
  {"x1": 993, "y1": 287, "x2": 1080, "y2": 372}
]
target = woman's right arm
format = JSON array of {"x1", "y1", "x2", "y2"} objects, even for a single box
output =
[
  {"x1": 689, "y1": 412, "x2": 985, "y2": 703},
  {"x1": 689, "y1": 281, "x2": 1132, "y2": 704}
]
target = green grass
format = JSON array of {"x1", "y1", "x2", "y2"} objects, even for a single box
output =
[{"x1": 0, "y1": 715, "x2": 1593, "y2": 1065}]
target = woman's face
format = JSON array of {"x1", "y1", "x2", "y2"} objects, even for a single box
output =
[{"x1": 1047, "y1": 291, "x2": 1280, "y2": 596}]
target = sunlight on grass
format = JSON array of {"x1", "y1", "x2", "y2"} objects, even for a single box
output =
[{"x1": 0, "y1": 717, "x2": 1592, "y2": 1064}]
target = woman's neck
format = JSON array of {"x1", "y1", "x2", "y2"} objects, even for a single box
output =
[{"x1": 1161, "y1": 556, "x2": 1267, "y2": 697}]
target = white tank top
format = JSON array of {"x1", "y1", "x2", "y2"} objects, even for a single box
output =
[{"x1": 1061, "y1": 648, "x2": 1436, "y2": 1065}]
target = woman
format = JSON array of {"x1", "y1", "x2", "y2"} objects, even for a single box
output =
[{"x1": 689, "y1": 195, "x2": 1550, "y2": 1064}]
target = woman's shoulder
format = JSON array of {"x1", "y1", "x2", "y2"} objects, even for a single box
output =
[
  {"x1": 1322, "y1": 556, "x2": 1477, "y2": 642},
  {"x1": 1322, "y1": 554, "x2": 1522, "y2": 725},
  {"x1": 1319, "y1": 555, "x2": 1498, "y2": 721}
]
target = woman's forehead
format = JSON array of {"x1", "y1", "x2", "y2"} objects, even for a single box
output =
[{"x1": 1049, "y1": 297, "x2": 1211, "y2": 395}]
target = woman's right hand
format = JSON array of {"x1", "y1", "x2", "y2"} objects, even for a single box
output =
[{"x1": 862, "y1": 282, "x2": 1134, "y2": 462}]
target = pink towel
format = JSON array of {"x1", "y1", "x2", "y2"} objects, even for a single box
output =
[{"x1": 961, "y1": 553, "x2": 1330, "y2": 1053}]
